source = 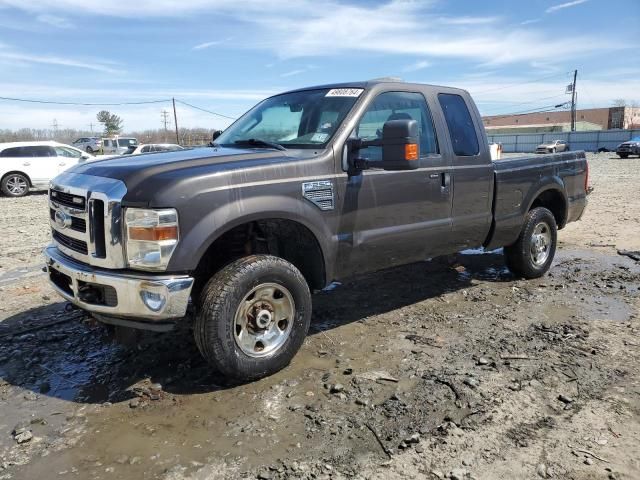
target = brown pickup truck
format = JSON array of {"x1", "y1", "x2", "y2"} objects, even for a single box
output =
[{"x1": 44, "y1": 80, "x2": 589, "y2": 380}]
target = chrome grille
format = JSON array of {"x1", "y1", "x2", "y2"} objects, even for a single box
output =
[
  {"x1": 52, "y1": 230, "x2": 88, "y2": 255},
  {"x1": 49, "y1": 173, "x2": 127, "y2": 269},
  {"x1": 50, "y1": 189, "x2": 86, "y2": 210},
  {"x1": 50, "y1": 208, "x2": 86, "y2": 233}
]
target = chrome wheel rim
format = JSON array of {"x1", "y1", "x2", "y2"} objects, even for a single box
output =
[
  {"x1": 233, "y1": 283, "x2": 295, "y2": 358},
  {"x1": 6, "y1": 175, "x2": 27, "y2": 195},
  {"x1": 530, "y1": 222, "x2": 551, "y2": 266}
]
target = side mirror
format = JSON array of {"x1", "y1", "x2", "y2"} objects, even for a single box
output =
[
  {"x1": 81, "y1": 153, "x2": 90, "y2": 160},
  {"x1": 349, "y1": 119, "x2": 420, "y2": 172},
  {"x1": 212, "y1": 130, "x2": 223, "y2": 142}
]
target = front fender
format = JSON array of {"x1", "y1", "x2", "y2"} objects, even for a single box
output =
[{"x1": 168, "y1": 193, "x2": 335, "y2": 278}]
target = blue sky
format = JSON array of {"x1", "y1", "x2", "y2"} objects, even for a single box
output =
[{"x1": 0, "y1": 0, "x2": 638, "y2": 131}]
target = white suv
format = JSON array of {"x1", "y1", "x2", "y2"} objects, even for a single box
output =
[{"x1": 0, "y1": 141, "x2": 93, "y2": 197}]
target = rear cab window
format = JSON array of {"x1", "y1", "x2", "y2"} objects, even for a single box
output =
[{"x1": 438, "y1": 93, "x2": 479, "y2": 157}]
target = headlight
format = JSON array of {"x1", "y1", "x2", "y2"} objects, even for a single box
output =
[{"x1": 124, "y1": 208, "x2": 179, "y2": 271}]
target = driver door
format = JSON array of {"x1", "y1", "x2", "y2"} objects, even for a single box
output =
[{"x1": 334, "y1": 91, "x2": 453, "y2": 278}]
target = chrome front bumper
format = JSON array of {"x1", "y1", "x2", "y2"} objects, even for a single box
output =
[{"x1": 44, "y1": 245, "x2": 193, "y2": 322}]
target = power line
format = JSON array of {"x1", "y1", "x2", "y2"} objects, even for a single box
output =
[
  {"x1": 472, "y1": 71, "x2": 573, "y2": 95},
  {"x1": 481, "y1": 94, "x2": 568, "y2": 115},
  {"x1": 174, "y1": 99, "x2": 236, "y2": 120},
  {"x1": 484, "y1": 103, "x2": 570, "y2": 120},
  {"x1": 0, "y1": 96, "x2": 170, "y2": 106}
]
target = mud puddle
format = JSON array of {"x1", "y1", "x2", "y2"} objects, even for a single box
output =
[{"x1": 1, "y1": 247, "x2": 638, "y2": 479}]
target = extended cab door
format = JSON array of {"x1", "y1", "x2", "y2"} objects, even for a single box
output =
[
  {"x1": 334, "y1": 90, "x2": 453, "y2": 277},
  {"x1": 436, "y1": 92, "x2": 493, "y2": 251}
]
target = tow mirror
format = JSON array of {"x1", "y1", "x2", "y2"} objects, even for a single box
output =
[{"x1": 348, "y1": 119, "x2": 420, "y2": 172}]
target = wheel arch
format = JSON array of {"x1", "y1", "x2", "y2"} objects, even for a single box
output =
[
  {"x1": 187, "y1": 214, "x2": 329, "y2": 296},
  {"x1": 526, "y1": 184, "x2": 568, "y2": 229},
  {"x1": 1, "y1": 170, "x2": 33, "y2": 187}
]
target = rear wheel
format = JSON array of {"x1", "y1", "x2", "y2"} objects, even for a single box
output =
[
  {"x1": 1, "y1": 173, "x2": 29, "y2": 197},
  {"x1": 194, "y1": 255, "x2": 311, "y2": 381},
  {"x1": 504, "y1": 207, "x2": 557, "y2": 279},
  {"x1": 618, "y1": 153, "x2": 629, "y2": 159},
  {"x1": 86, "y1": 146, "x2": 93, "y2": 153}
]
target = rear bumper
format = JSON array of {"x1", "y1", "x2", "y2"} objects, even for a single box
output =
[{"x1": 44, "y1": 245, "x2": 193, "y2": 322}]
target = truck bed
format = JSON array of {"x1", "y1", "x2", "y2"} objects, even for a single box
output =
[{"x1": 486, "y1": 151, "x2": 588, "y2": 250}]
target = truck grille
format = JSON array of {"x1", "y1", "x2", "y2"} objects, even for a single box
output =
[
  {"x1": 52, "y1": 230, "x2": 89, "y2": 255},
  {"x1": 49, "y1": 174, "x2": 127, "y2": 269},
  {"x1": 50, "y1": 189, "x2": 86, "y2": 210},
  {"x1": 50, "y1": 208, "x2": 86, "y2": 233}
]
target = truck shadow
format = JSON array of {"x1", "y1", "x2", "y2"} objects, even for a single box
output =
[{"x1": 0, "y1": 250, "x2": 511, "y2": 404}]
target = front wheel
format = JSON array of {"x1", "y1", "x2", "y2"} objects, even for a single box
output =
[
  {"x1": 504, "y1": 207, "x2": 557, "y2": 279},
  {"x1": 1, "y1": 173, "x2": 29, "y2": 197},
  {"x1": 618, "y1": 153, "x2": 629, "y2": 159},
  {"x1": 194, "y1": 255, "x2": 311, "y2": 381}
]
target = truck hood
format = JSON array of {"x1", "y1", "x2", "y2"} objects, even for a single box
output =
[{"x1": 68, "y1": 146, "x2": 303, "y2": 205}]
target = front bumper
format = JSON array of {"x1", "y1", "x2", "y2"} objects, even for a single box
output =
[{"x1": 44, "y1": 245, "x2": 194, "y2": 322}]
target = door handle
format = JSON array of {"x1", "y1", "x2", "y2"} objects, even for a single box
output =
[
  {"x1": 23, "y1": 162, "x2": 31, "y2": 166},
  {"x1": 441, "y1": 172, "x2": 451, "y2": 190},
  {"x1": 59, "y1": 162, "x2": 66, "y2": 166},
  {"x1": 429, "y1": 173, "x2": 439, "y2": 179}
]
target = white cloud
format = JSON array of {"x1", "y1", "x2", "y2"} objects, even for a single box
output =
[
  {"x1": 0, "y1": 0, "x2": 625, "y2": 67},
  {"x1": 192, "y1": 37, "x2": 232, "y2": 50},
  {"x1": 0, "y1": 50, "x2": 122, "y2": 73},
  {"x1": 546, "y1": 0, "x2": 589, "y2": 14},
  {"x1": 36, "y1": 14, "x2": 73, "y2": 28},
  {"x1": 403, "y1": 60, "x2": 432, "y2": 72},
  {"x1": 520, "y1": 18, "x2": 541, "y2": 25},
  {"x1": 279, "y1": 64, "x2": 317, "y2": 77},
  {"x1": 438, "y1": 16, "x2": 499, "y2": 25},
  {"x1": 280, "y1": 69, "x2": 306, "y2": 78}
]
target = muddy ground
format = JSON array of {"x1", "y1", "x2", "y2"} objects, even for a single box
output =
[{"x1": 0, "y1": 152, "x2": 638, "y2": 480}]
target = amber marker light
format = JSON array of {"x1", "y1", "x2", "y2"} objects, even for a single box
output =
[
  {"x1": 405, "y1": 143, "x2": 419, "y2": 160},
  {"x1": 128, "y1": 225, "x2": 178, "y2": 241}
]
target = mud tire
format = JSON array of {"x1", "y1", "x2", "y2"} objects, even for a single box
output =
[
  {"x1": 504, "y1": 207, "x2": 557, "y2": 279},
  {"x1": 194, "y1": 255, "x2": 311, "y2": 381}
]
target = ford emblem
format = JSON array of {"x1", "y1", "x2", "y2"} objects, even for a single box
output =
[{"x1": 54, "y1": 210, "x2": 72, "y2": 229}]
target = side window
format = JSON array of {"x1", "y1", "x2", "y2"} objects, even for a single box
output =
[
  {"x1": 355, "y1": 91, "x2": 439, "y2": 161},
  {"x1": 141, "y1": 146, "x2": 150, "y2": 153},
  {"x1": 0, "y1": 147, "x2": 25, "y2": 157},
  {"x1": 28, "y1": 146, "x2": 57, "y2": 157},
  {"x1": 54, "y1": 147, "x2": 81, "y2": 158},
  {"x1": 437, "y1": 93, "x2": 479, "y2": 156}
]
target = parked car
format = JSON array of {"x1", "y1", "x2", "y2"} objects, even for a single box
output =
[
  {"x1": 45, "y1": 79, "x2": 588, "y2": 381},
  {"x1": 536, "y1": 140, "x2": 569, "y2": 154},
  {"x1": 71, "y1": 137, "x2": 102, "y2": 153},
  {"x1": 0, "y1": 141, "x2": 92, "y2": 197},
  {"x1": 130, "y1": 144, "x2": 184, "y2": 155},
  {"x1": 101, "y1": 137, "x2": 138, "y2": 155},
  {"x1": 615, "y1": 136, "x2": 640, "y2": 158}
]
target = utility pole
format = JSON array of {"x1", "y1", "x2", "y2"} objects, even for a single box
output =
[
  {"x1": 172, "y1": 98, "x2": 180, "y2": 145},
  {"x1": 51, "y1": 119, "x2": 59, "y2": 139},
  {"x1": 570, "y1": 69, "x2": 577, "y2": 132},
  {"x1": 88, "y1": 122, "x2": 95, "y2": 134},
  {"x1": 161, "y1": 110, "x2": 170, "y2": 131}
]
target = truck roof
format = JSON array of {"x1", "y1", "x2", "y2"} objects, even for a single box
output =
[{"x1": 280, "y1": 78, "x2": 468, "y2": 96}]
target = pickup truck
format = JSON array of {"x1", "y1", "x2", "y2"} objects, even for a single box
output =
[{"x1": 44, "y1": 80, "x2": 588, "y2": 380}]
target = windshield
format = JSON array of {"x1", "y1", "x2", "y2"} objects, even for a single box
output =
[
  {"x1": 117, "y1": 138, "x2": 138, "y2": 147},
  {"x1": 215, "y1": 88, "x2": 364, "y2": 149}
]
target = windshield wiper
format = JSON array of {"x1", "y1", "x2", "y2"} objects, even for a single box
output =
[{"x1": 234, "y1": 138, "x2": 286, "y2": 151}]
